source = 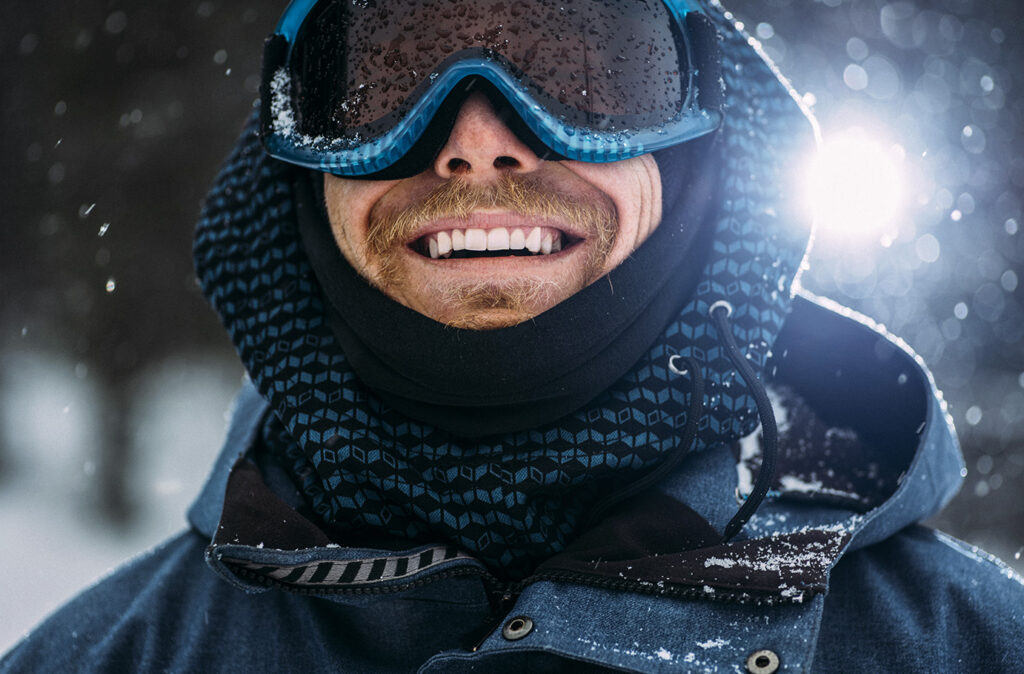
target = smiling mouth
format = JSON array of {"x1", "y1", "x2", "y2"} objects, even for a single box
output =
[{"x1": 413, "y1": 226, "x2": 578, "y2": 260}]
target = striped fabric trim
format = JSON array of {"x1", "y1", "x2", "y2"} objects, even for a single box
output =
[{"x1": 223, "y1": 545, "x2": 475, "y2": 588}]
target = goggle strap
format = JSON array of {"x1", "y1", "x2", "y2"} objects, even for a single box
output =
[
  {"x1": 260, "y1": 33, "x2": 290, "y2": 144},
  {"x1": 687, "y1": 12, "x2": 725, "y2": 111}
]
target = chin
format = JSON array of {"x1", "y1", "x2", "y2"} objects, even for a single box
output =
[
  {"x1": 442, "y1": 308, "x2": 536, "y2": 330},
  {"x1": 404, "y1": 276, "x2": 578, "y2": 329},
  {"x1": 426, "y1": 292, "x2": 556, "y2": 329}
]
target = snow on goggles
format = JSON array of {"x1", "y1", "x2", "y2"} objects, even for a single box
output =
[{"x1": 260, "y1": 0, "x2": 724, "y2": 178}]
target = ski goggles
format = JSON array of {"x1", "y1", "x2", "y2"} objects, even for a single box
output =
[{"x1": 260, "y1": 0, "x2": 724, "y2": 178}]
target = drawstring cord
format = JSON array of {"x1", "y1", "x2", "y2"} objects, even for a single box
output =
[
  {"x1": 585, "y1": 301, "x2": 777, "y2": 544},
  {"x1": 709, "y1": 301, "x2": 779, "y2": 543},
  {"x1": 586, "y1": 355, "x2": 705, "y2": 527}
]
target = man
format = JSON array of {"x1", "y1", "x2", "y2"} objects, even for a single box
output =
[{"x1": 4, "y1": 0, "x2": 1023, "y2": 671}]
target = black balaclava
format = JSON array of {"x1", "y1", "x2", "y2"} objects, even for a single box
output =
[
  {"x1": 194, "y1": 1, "x2": 817, "y2": 579},
  {"x1": 299, "y1": 132, "x2": 719, "y2": 439}
]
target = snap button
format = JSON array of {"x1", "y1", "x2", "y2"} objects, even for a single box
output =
[
  {"x1": 501, "y1": 616, "x2": 534, "y2": 641},
  {"x1": 746, "y1": 649, "x2": 780, "y2": 674}
]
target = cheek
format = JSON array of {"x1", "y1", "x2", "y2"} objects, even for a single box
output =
[
  {"x1": 562, "y1": 155, "x2": 663, "y2": 270},
  {"x1": 323, "y1": 175, "x2": 395, "y2": 271}
]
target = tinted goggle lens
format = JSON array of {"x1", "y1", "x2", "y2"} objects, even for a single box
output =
[{"x1": 287, "y1": 0, "x2": 689, "y2": 144}]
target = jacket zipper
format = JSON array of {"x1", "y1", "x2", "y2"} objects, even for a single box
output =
[
  {"x1": 468, "y1": 585, "x2": 520, "y2": 652},
  {"x1": 221, "y1": 551, "x2": 811, "y2": 606}
]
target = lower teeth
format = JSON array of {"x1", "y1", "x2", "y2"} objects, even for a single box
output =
[{"x1": 443, "y1": 249, "x2": 540, "y2": 259}]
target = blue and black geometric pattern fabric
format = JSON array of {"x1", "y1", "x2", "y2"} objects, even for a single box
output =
[{"x1": 193, "y1": 2, "x2": 816, "y2": 578}]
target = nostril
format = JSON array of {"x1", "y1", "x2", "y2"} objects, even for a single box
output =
[
  {"x1": 441, "y1": 155, "x2": 523, "y2": 176},
  {"x1": 446, "y1": 158, "x2": 470, "y2": 174}
]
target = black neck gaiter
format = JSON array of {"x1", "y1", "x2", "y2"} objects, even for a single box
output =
[{"x1": 299, "y1": 137, "x2": 720, "y2": 437}]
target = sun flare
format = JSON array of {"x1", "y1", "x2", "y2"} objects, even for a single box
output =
[{"x1": 805, "y1": 130, "x2": 905, "y2": 243}]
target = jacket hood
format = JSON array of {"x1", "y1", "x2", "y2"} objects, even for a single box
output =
[{"x1": 192, "y1": 1, "x2": 832, "y2": 575}]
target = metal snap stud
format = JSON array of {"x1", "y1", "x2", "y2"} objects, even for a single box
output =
[
  {"x1": 501, "y1": 616, "x2": 534, "y2": 641},
  {"x1": 746, "y1": 649, "x2": 780, "y2": 674}
]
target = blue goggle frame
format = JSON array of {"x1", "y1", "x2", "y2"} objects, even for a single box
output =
[{"x1": 262, "y1": 0, "x2": 723, "y2": 177}]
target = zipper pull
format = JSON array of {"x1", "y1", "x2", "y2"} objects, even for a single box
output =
[
  {"x1": 497, "y1": 590, "x2": 515, "y2": 612},
  {"x1": 467, "y1": 588, "x2": 517, "y2": 652}
]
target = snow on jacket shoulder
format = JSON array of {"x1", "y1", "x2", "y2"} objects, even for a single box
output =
[{"x1": 3, "y1": 293, "x2": 1023, "y2": 674}]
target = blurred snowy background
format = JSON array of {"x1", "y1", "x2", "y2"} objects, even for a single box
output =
[{"x1": 2, "y1": 0, "x2": 1022, "y2": 652}]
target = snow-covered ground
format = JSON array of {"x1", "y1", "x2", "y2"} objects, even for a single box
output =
[{"x1": 0, "y1": 350, "x2": 242, "y2": 653}]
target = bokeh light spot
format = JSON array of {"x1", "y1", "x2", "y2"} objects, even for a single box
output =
[
  {"x1": 863, "y1": 55, "x2": 901, "y2": 100},
  {"x1": 915, "y1": 233, "x2": 941, "y2": 263},
  {"x1": 966, "y1": 405, "x2": 983, "y2": 426},
  {"x1": 843, "y1": 63, "x2": 869, "y2": 90},
  {"x1": 961, "y1": 124, "x2": 986, "y2": 154},
  {"x1": 1001, "y1": 270, "x2": 1018, "y2": 292},
  {"x1": 846, "y1": 37, "x2": 869, "y2": 61}
]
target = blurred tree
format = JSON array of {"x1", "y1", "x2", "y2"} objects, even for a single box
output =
[{"x1": 0, "y1": 2, "x2": 276, "y2": 522}]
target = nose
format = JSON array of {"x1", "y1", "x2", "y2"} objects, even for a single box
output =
[{"x1": 433, "y1": 92, "x2": 543, "y2": 181}]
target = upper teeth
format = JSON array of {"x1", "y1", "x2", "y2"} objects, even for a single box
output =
[{"x1": 421, "y1": 226, "x2": 563, "y2": 259}]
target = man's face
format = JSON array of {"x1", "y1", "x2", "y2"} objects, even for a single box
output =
[{"x1": 324, "y1": 92, "x2": 663, "y2": 329}]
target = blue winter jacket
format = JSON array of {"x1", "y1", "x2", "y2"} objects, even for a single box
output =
[
  {"x1": 5, "y1": 1, "x2": 1024, "y2": 670},
  {"x1": 2, "y1": 292, "x2": 1023, "y2": 673}
]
